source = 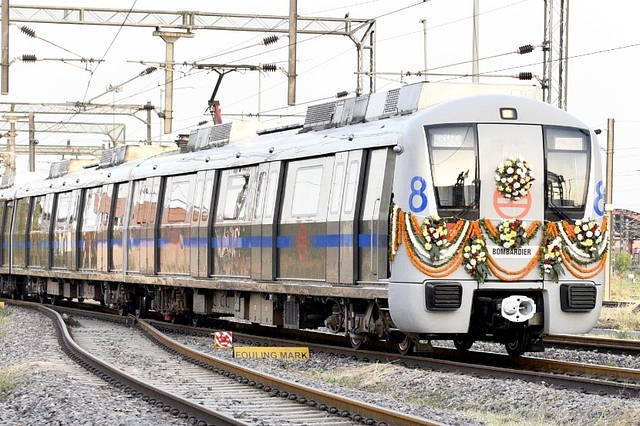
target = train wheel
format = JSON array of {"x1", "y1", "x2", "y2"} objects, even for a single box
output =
[
  {"x1": 396, "y1": 335, "x2": 414, "y2": 355},
  {"x1": 505, "y1": 330, "x2": 528, "y2": 357},
  {"x1": 453, "y1": 338, "x2": 474, "y2": 351},
  {"x1": 325, "y1": 315, "x2": 343, "y2": 333},
  {"x1": 350, "y1": 337, "x2": 368, "y2": 350}
]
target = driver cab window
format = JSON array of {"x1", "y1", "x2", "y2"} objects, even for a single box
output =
[
  {"x1": 426, "y1": 125, "x2": 478, "y2": 219},
  {"x1": 545, "y1": 127, "x2": 590, "y2": 220}
]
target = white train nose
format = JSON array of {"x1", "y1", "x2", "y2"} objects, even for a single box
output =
[{"x1": 501, "y1": 295, "x2": 536, "y2": 322}]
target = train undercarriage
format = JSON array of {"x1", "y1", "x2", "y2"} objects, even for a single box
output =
[{"x1": 1, "y1": 275, "x2": 545, "y2": 356}]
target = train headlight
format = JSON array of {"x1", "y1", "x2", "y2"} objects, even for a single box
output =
[{"x1": 500, "y1": 107, "x2": 518, "y2": 120}]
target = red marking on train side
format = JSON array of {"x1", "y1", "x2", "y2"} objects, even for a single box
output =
[{"x1": 297, "y1": 223, "x2": 308, "y2": 260}]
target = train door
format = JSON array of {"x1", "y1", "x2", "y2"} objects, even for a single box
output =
[
  {"x1": 109, "y1": 182, "x2": 129, "y2": 272},
  {"x1": 52, "y1": 190, "x2": 80, "y2": 271},
  {"x1": 477, "y1": 124, "x2": 544, "y2": 221},
  {"x1": 28, "y1": 194, "x2": 54, "y2": 269},
  {"x1": 0, "y1": 200, "x2": 8, "y2": 268},
  {"x1": 190, "y1": 170, "x2": 216, "y2": 278},
  {"x1": 95, "y1": 184, "x2": 113, "y2": 272},
  {"x1": 326, "y1": 151, "x2": 365, "y2": 284},
  {"x1": 212, "y1": 167, "x2": 256, "y2": 277},
  {"x1": 358, "y1": 148, "x2": 395, "y2": 282},
  {"x1": 251, "y1": 162, "x2": 283, "y2": 281},
  {"x1": 158, "y1": 174, "x2": 195, "y2": 275},
  {"x1": 144, "y1": 176, "x2": 161, "y2": 275},
  {"x1": 278, "y1": 157, "x2": 333, "y2": 280},
  {"x1": 127, "y1": 180, "x2": 147, "y2": 274},
  {"x1": 12, "y1": 197, "x2": 31, "y2": 269}
]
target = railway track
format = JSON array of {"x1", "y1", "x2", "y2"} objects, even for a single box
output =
[
  {"x1": 151, "y1": 319, "x2": 640, "y2": 399},
  {"x1": 4, "y1": 298, "x2": 640, "y2": 425},
  {"x1": 4, "y1": 300, "x2": 445, "y2": 426}
]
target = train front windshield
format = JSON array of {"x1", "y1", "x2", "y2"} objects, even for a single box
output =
[{"x1": 426, "y1": 124, "x2": 591, "y2": 221}]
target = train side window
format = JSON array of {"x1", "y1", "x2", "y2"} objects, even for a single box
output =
[
  {"x1": 545, "y1": 127, "x2": 590, "y2": 220},
  {"x1": 291, "y1": 165, "x2": 323, "y2": 216},
  {"x1": 1, "y1": 200, "x2": 11, "y2": 267},
  {"x1": 166, "y1": 177, "x2": 190, "y2": 223},
  {"x1": 425, "y1": 125, "x2": 478, "y2": 217},
  {"x1": 254, "y1": 171, "x2": 267, "y2": 220},
  {"x1": 129, "y1": 180, "x2": 147, "y2": 225},
  {"x1": 344, "y1": 159, "x2": 360, "y2": 215},
  {"x1": 201, "y1": 172, "x2": 215, "y2": 223},
  {"x1": 329, "y1": 162, "x2": 345, "y2": 215},
  {"x1": 192, "y1": 178, "x2": 205, "y2": 223},
  {"x1": 220, "y1": 172, "x2": 251, "y2": 221},
  {"x1": 81, "y1": 188, "x2": 101, "y2": 230},
  {"x1": 264, "y1": 169, "x2": 279, "y2": 220}
]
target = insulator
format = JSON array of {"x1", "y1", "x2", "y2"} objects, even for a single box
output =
[
  {"x1": 261, "y1": 63, "x2": 277, "y2": 72},
  {"x1": 20, "y1": 26, "x2": 36, "y2": 38},
  {"x1": 21, "y1": 54, "x2": 37, "y2": 62},
  {"x1": 262, "y1": 35, "x2": 279, "y2": 46},
  {"x1": 518, "y1": 44, "x2": 535, "y2": 54},
  {"x1": 336, "y1": 91, "x2": 349, "y2": 98},
  {"x1": 140, "y1": 67, "x2": 157, "y2": 76},
  {"x1": 198, "y1": 120, "x2": 208, "y2": 126},
  {"x1": 517, "y1": 72, "x2": 533, "y2": 80}
]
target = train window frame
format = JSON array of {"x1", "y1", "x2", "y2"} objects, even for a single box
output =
[
  {"x1": 344, "y1": 159, "x2": 360, "y2": 215},
  {"x1": 217, "y1": 168, "x2": 253, "y2": 222},
  {"x1": 0, "y1": 200, "x2": 11, "y2": 266},
  {"x1": 544, "y1": 126, "x2": 591, "y2": 221},
  {"x1": 425, "y1": 124, "x2": 479, "y2": 219},
  {"x1": 329, "y1": 162, "x2": 345, "y2": 216},
  {"x1": 160, "y1": 174, "x2": 195, "y2": 225},
  {"x1": 291, "y1": 165, "x2": 324, "y2": 217},
  {"x1": 264, "y1": 168, "x2": 279, "y2": 220}
]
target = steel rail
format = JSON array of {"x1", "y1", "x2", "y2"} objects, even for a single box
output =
[
  {"x1": 6, "y1": 300, "x2": 252, "y2": 426},
  {"x1": 137, "y1": 318, "x2": 447, "y2": 426}
]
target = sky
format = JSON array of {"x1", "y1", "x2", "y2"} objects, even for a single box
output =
[{"x1": 2, "y1": 0, "x2": 639, "y2": 212}]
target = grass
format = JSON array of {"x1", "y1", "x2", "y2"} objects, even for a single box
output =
[
  {"x1": 0, "y1": 306, "x2": 20, "y2": 400},
  {"x1": 598, "y1": 274, "x2": 640, "y2": 332}
]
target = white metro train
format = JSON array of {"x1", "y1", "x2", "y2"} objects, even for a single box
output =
[{"x1": 0, "y1": 82, "x2": 608, "y2": 356}]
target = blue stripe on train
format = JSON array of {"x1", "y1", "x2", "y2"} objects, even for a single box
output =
[{"x1": 30, "y1": 233, "x2": 388, "y2": 251}]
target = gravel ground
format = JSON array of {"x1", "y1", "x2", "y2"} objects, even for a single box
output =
[{"x1": 2, "y1": 305, "x2": 640, "y2": 426}]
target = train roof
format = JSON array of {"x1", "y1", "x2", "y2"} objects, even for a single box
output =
[{"x1": 2, "y1": 81, "x2": 594, "y2": 199}]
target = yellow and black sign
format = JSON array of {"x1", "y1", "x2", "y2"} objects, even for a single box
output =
[{"x1": 233, "y1": 346, "x2": 310, "y2": 360}]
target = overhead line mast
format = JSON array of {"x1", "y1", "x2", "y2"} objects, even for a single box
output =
[
  {"x1": 543, "y1": 0, "x2": 569, "y2": 110},
  {"x1": 1, "y1": 3, "x2": 377, "y2": 131}
]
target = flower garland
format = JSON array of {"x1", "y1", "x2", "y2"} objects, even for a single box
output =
[
  {"x1": 557, "y1": 218, "x2": 608, "y2": 264},
  {"x1": 539, "y1": 233, "x2": 564, "y2": 283},
  {"x1": 421, "y1": 214, "x2": 450, "y2": 261},
  {"x1": 495, "y1": 157, "x2": 534, "y2": 200},
  {"x1": 572, "y1": 219, "x2": 604, "y2": 259},
  {"x1": 481, "y1": 218, "x2": 540, "y2": 249},
  {"x1": 462, "y1": 237, "x2": 491, "y2": 283},
  {"x1": 389, "y1": 203, "x2": 608, "y2": 283}
]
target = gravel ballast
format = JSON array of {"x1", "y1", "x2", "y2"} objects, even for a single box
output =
[{"x1": 2, "y1": 305, "x2": 640, "y2": 426}]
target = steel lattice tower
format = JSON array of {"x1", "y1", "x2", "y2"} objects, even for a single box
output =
[{"x1": 543, "y1": 0, "x2": 569, "y2": 110}]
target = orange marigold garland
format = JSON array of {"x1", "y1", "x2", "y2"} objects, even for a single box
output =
[
  {"x1": 389, "y1": 203, "x2": 608, "y2": 282},
  {"x1": 557, "y1": 217, "x2": 608, "y2": 266}
]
